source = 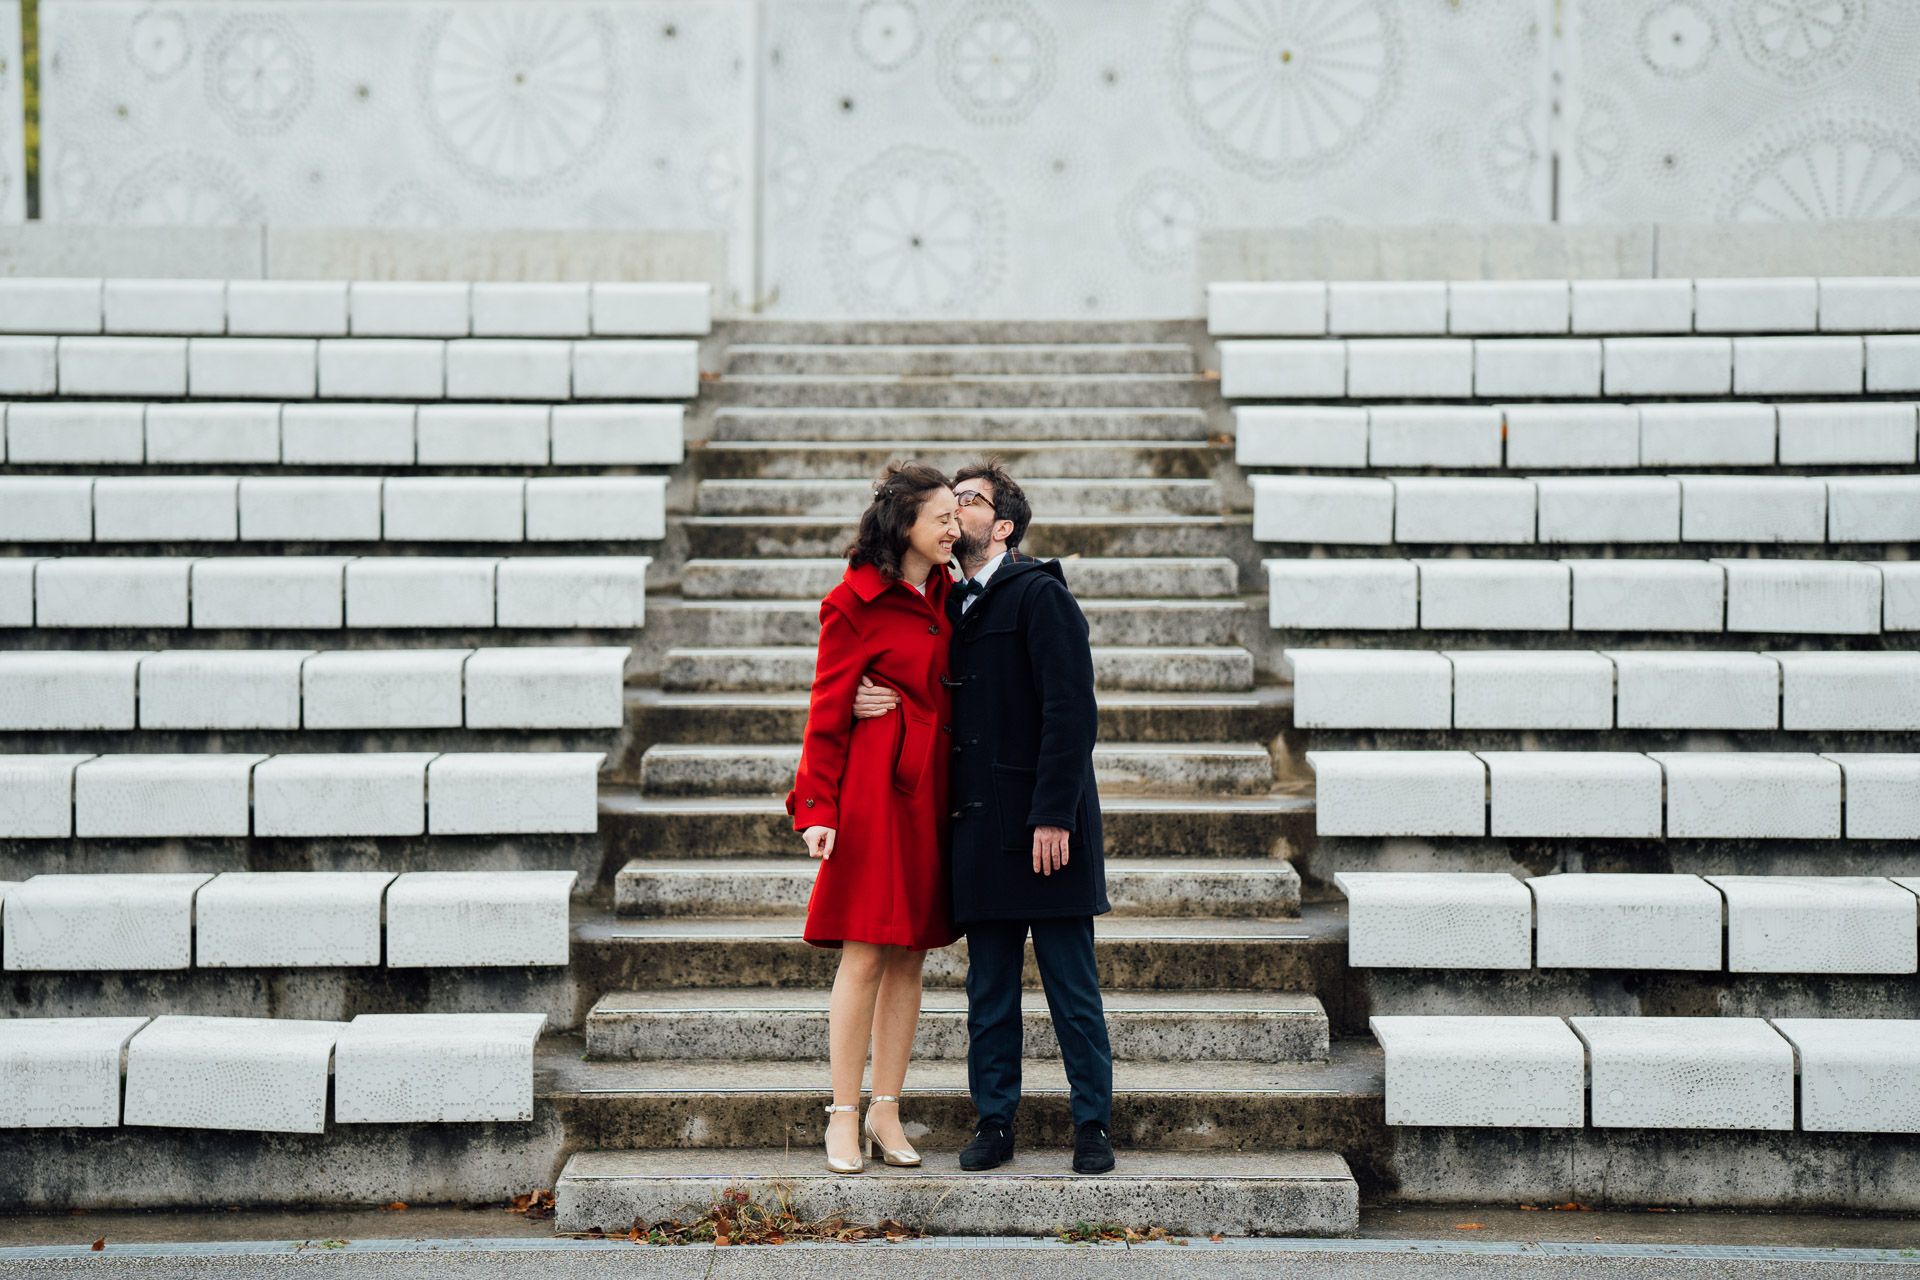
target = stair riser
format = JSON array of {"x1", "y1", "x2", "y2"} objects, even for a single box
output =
[
  {"x1": 696, "y1": 481, "x2": 1223, "y2": 518},
  {"x1": 623, "y1": 698, "x2": 1288, "y2": 747},
  {"x1": 584, "y1": 1008, "x2": 1328, "y2": 1063},
  {"x1": 655, "y1": 603, "x2": 1246, "y2": 649},
  {"x1": 720, "y1": 319, "x2": 1204, "y2": 345},
  {"x1": 702, "y1": 410, "x2": 1210, "y2": 442},
  {"x1": 680, "y1": 559, "x2": 1240, "y2": 600},
  {"x1": 662, "y1": 650, "x2": 1255, "y2": 694},
  {"x1": 707, "y1": 380, "x2": 1214, "y2": 409},
  {"x1": 683, "y1": 519, "x2": 1258, "y2": 569},
  {"x1": 691, "y1": 443, "x2": 1230, "y2": 482},
  {"x1": 638, "y1": 750, "x2": 1273, "y2": 798},
  {"x1": 724, "y1": 348, "x2": 1197, "y2": 376}
]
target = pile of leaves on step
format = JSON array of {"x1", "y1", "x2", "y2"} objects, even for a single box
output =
[
  {"x1": 568, "y1": 1187, "x2": 924, "y2": 1246},
  {"x1": 1055, "y1": 1221, "x2": 1195, "y2": 1246}
]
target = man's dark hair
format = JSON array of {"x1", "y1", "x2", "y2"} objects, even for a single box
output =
[
  {"x1": 953, "y1": 458, "x2": 1031, "y2": 549},
  {"x1": 846, "y1": 460, "x2": 951, "y2": 579}
]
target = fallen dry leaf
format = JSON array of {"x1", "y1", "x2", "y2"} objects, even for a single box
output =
[
  {"x1": 1454, "y1": 1223, "x2": 1485, "y2": 1231},
  {"x1": 90, "y1": 1239, "x2": 105, "y2": 1252},
  {"x1": 385, "y1": 1202, "x2": 408, "y2": 1212}
]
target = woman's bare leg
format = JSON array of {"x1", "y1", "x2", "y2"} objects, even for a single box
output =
[
  {"x1": 867, "y1": 946, "x2": 928, "y2": 1150},
  {"x1": 827, "y1": 941, "x2": 888, "y2": 1163}
]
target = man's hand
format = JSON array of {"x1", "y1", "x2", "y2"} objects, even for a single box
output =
[
  {"x1": 853, "y1": 675, "x2": 901, "y2": 720},
  {"x1": 1032, "y1": 825, "x2": 1070, "y2": 876},
  {"x1": 803, "y1": 825, "x2": 836, "y2": 860}
]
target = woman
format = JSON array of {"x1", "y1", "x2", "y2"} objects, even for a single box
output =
[{"x1": 786, "y1": 461, "x2": 961, "y2": 1174}]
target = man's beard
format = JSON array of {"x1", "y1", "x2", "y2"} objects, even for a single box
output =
[{"x1": 952, "y1": 528, "x2": 989, "y2": 569}]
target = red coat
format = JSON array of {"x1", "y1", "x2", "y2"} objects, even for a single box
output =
[{"x1": 786, "y1": 561, "x2": 959, "y2": 951}]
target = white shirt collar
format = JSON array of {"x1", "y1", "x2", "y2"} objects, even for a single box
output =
[{"x1": 971, "y1": 551, "x2": 1009, "y2": 587}]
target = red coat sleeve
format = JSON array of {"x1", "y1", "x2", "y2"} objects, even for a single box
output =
[{"x1": 786, "y1": 597, "x2": 864, "y2": 831}]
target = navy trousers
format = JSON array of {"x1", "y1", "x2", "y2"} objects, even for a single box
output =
[{"x1": 964, "y1": 915, "x2": 1113, "y2": 1130}]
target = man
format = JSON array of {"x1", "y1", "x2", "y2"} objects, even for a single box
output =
[{"x1": 853, "y1": 460, "x2": 1114, "y2": 1175}]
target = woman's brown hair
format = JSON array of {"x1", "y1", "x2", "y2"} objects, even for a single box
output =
[{"x1": 846, "y1": 461, "x2": 951, "y2": 580}]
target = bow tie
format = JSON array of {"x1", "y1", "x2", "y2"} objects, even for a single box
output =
[{"x1": 956, "y1": 578, "x2": 986, "y2": 602}]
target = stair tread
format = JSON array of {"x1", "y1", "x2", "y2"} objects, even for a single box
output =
[
  {"x1": 725, "y1": 341, "x2": 1199, "y2": 353},
  {"x1": 719, "y1": 373, "x2": 1205, "y2": 384},
  {"x1": 625, "y1": 687, "x2": 1292, "y2": 710},
  {"x1": 683, "y1": 514, "x2": 1244, "y2": 527},
  {"x1": 581, "y1": 909, "x2": 1340, "y2": 943},
  {"x1": 659, "y1": 597, "x2": 1249, "y2": 611},
  {"x1": 599, "y1": 786, "x2": 1315, "y2": 816},
  {"x1": 639, "y1": 742, "x2": 1275, "y2": 760},
  {"x1": 662, "y1": 644, "x2": 1252, "y2": 656},
  {"x1": 697, "y1": 439, "x2": 1224, "y2": 450},
  {"x1": 558, "y1": 1146, "x2": 1355, "y2": 1179},
  {"x1": 615, "y1": 856, "x2": 1297, "y2": 877},
  {"x1": 590, "y1": 987, "x2": 1325, "y2": 1015}
]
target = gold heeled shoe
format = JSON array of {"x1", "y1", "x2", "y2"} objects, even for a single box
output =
[
  {"x1": 862, "y1": 1095, "x2": 921, "y2": 1167},
  {"x1": 824, "y1": 1103, "x2": 865, "y2": 1174}
]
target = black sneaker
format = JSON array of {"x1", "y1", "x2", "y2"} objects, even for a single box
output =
[
  {"x1": 1072, "y1": 1120, "x2": 1114, "y2": 1174},
  {"x1": 958, "y1": 1122, "x2": 1015, "y2": 1170}
]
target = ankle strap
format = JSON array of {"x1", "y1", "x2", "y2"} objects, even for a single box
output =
[
  {"x1": 868, "y1": 1094, "x2": 901, "y2": 1105},
  {"x1": 823, "y1": 1104, "x2": 858, "y2": 1114}
]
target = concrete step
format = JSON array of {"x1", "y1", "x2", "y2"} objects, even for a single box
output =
[
  {"x1": 696, "y1": 477, "x2": 1226, "y2": 517},
  {"x1": 659, "y1": 645, "x2": 1256, "y2": 693},
  {"x1": 584, "y1": 988, "x2": 1327, "y2": 1062},
  {"x1": 612, "y1": 857, "x2": 1301, "y2": 919},
  {"x1": 691, "y1": 439, "x2": 1230, "y2": 481},
  {"x1": 703, "y1": 407, "x2": 1210, "y2": 442},
  {"x1": 720, "y1": 318, "x2": 1204, "y2": 345},
  {"x1": 681, "y1": 513, "x2": 1256, "y2": 567},
  {"x1": 653, "y1": 596, "x2": 1248, "y2": 648},
  {"x1": 636, "y1": 743, "x2": 1276, "y2": 798},
  {"x1": 679, "y1": 556, "x2": 1241, "y2": 599},
  {"x1": 723, "y1": 342, "x2": 1197, "y2": 376},
  {"x1": 707, "y1": 375, "x2": 1214, "y2": 409},
  {"x1": 553, "y1": 1147, "x2": 1358, "y2": 1236},
  {"x1": 597, "y1": 787, "x2": 1317, "y2": 861}
]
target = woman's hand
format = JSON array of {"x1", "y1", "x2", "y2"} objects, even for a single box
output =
[
  {"x1": 803, "y1": 825, "x2": 837, "y2": 860},
  {"x1": 853, "y1": 675, "x2": 901, "y2": 719}
]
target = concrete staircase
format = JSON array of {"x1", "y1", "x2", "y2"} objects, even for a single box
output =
[{"x1": 556, "y1": 323, "x2": 1360, "y2": 1235}]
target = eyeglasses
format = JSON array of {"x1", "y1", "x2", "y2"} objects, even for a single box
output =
[{"x1": 954, "y1": 490, "x2": 996, "y2": 512}]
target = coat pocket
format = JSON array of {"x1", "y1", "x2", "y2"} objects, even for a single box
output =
[
  {"x1": 892, "y1": 707, "x2": 935, "y2": 794},
  {"x1": 991, "y1": 762, "x2": 1037, "y2": 851}
]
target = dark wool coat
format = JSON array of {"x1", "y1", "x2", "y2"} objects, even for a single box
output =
[{"x1": 945, "y1": 555, "x2": 1109, "y2": 924}]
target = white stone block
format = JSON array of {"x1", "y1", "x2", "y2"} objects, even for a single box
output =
[
  {"x1": 1267, "y1": 559, "x2": 1416, "y2": 631},
  {"x1": 1417, "y1": 560, "x2": 1569, "y2": 631},
  {"x1": 1773, "y1": 1018, "x2": 1920, "y2": 1133},
  {"x1": 1866, "y1": 336, "x2": 1920, "y2": 392},
  {"x1": 93, "y1": 477, "x2": 239, "y2": 544},
  {"x1": 1652, "y1": 751, "x2": 1841, "y2": 839},
  {"x1": 253, "y1": 755, "x2": 434, "y2": 838},
  {"x1": 1367, "y1": 407, "x2": 1502, "y2": 468},
  {"x1": 281, "y1": 404, "x2": 416, "y2": 466},
  {"x1": 1828, "y1": 476, "x2": 1920, "y2": 543},
  {"x1": 1335, "y1": 871, "x2": 1530, "y2": 969},
  {"x1": 226, "y1": 281, "x2": 349, "y2": 337},
  {"x1": 383, "y1": 478, "x2": 525, "y2": 542},
  {"x1": 123, "y1": 1016, "x2": 344, "y2": 1134},
  {"x1": 0, "y1": 755, "x2": 93, "y2": 837},
  {"x1": 1448, "y1": 280, "x2": 1569, "y2": 335},
  {"x1": 3, "y1": 402, "x2": 145, "y2": 464},
  {"x1": 1535, "y1": 477, "x2": 1680, "y2": 544},
  {"x1": 1347, "y1": 339, "x2": 1473, "y2": 399},
  {"x1": 346, "y1": 558, "x2": 498, "y2": 629},
  {"x1": 1206, "y1": 282, "x2": 1326, "y2": 337},
  {"x1": 550, "y1": 404, "x2": 685, "y2": 466},
  {"x1": 465, "y1": 646, "x2": 631, "y2": 729},
  {"x1": 186, "y1": 338, "x2": 316, "y2": 398},
  {"x1": 0, "y1": 1017, "x2": 149, "y2": 1127},
  {"x1": 0, "y1": 336, "x2": 59, "y2": 394},
  {"x1": 1251, "y1": 476, "x2": 1393, "y2": 545},
  {"x1": 1474, "y1": 339, "x2": 1602, "y2": 398},
  {"x1": 1572, "y1": 279, "x2": 1692, "y2": 334},
  {"x1": 1233, "y1": 406, "x2": 1367, "y2": 468},
  {"x1": 1284, "y1": 648, "x2": 1452, "y2": 730},
  {"x1": 1218, "y1": 340, "x2": 1346, "y2": 398},
  {"x1": 349, "y1": 282, "x2": 470, "y2": 337},
  {"x1": 1694, "y1": 278, "x2": 1818, "y2": 332},
  {"x1": 572, "y1": 339, "x2": 700, "y2": 399},
  {"x1": 1393, "y1": 478, "x2": 1536, "y2": 545},
  {"x1": 446, "y1": 339, "x2": 570, "y2": 401},
  {"x1": 495, "y1": 556, "x2": 651, "y2": 629},
  {"x1": 1678, "y1": 476, "x2": 1827, "y2": 544},
  {"x1": 333, "y1": 1012, "x2": 548, "y2": 1123},
  {"x1": 591, "y1": 282, "x2": 711, "y2": 336},
  {"x1": 1719, "y1": 559, "x2": 1882, "y2": 635},
  {"x1": 1482, "y1": 751, "x2": 1663, "y2": 839},
  {"x1": 1777, "y1": 402, "x2": 1916, "y2": 464},
  {"x1": 1503, "y1": 404, "x2": 1639, "y2": 469},
  {"x1": 426, "y1": 753, "x2": 604, "y2": 835},
  {"x1": 1774, "y1": 652, "x2": 1920, "y2": 730},
  {"x1": 1568, "y1": 559, "x2": 1724, "y2": 632},
  {"x1": 1447, "y1": 651, "x2": 1612, "y2": 729},
  {"x1": 1819, "y1": 277, "x2": 1920, "y2": 332},
  {"x1": 1529, "y1": 874, "x2": 1722, "y2": 971},
  {"x1": 0, "y1": 652, "x2": 142, "y2": 730},
  {"x1": 0, "y1": 477, "x2": 94, "y2": 542},
  {"x1": 317, "y1": 339, "x2": 445, "y2": 400},
  {"x1": 75, "y1": 754, "x2": 265, "y2": 838},
  {"x1": 385, "y1": 870, "x2": 578, "y2": 965},
  {"x1": 1735, "y1": 336, "x2": 1863, "y2": 395},
  {"x1": 1573, "y1": 1017, "x2": 1794, "y2": 1130},
  {"x1": 1608, "y1": 650, "x2": 1779, "y2": 729},
  {"x1": 471, "y1": 283, "x2": 589, "y2": 337},
  {"x1": 103, "y1": 279, "x2": 225, "y2": 335},
  {"x1": 36, "y1": 558, "x2": 194, "y2": 628},
  {"x1": 191, "y1": 557, "x2": 348, "y2": 630},
  {"x1": 138, "y1": 650, "x2": 308, "y2": 730},
  {"x1": 1637, "y1": 402, "x2": 1777, "y2": 467},
  {"x1": 1883, "y1": 562, "x2": 1920, "y2": 632},
  {"x1": 1328, "y1": 282, "x2": 1446, "y2": 335},
  {"x1": 1307, "y1": 750, "x2": 1484, "y2": 837},
  {"x1": 0, "y1": 278, "x2": 102, "y2": 333},
  {"x1": 525, "y1": 478, "x2": 668, "y2": 542},
  {"x1": 0, "y1": 560, "x2": 34, "y2": 628},
  {"x1": 1602, "y1": 337, "x2": 1731, "y2": 396},
  {"x1": 58, "y1": 336, "x2": 186, "y2": 396},
  {"x1": 237, "y1": 478, "x2": 383, "y2": 543},
  {"x1": 1371, "y1": 1015, "x2": 1585, "y2": 1128},
  {"x1": 1712, "y1": 875, "x2": 1916, "y2": 975},
  {"x1": 2, "y1": 873, "x2": 211, "y2": 971},
  {"x1": 145, "y1": 403, "x2": 281, "y2": 465},
  {"x1": 195, "y1": 871, "x2": 396, "y2": 967},
  {"x1": 301, "y1": 650, "x2": 468, "y2": 729},
  {"x1": 416, "y1": 406, "x2": 550, "y2": 466},
  {"x1": 1830, "y1": 755, "x2": 1920, "y2": 839}
]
